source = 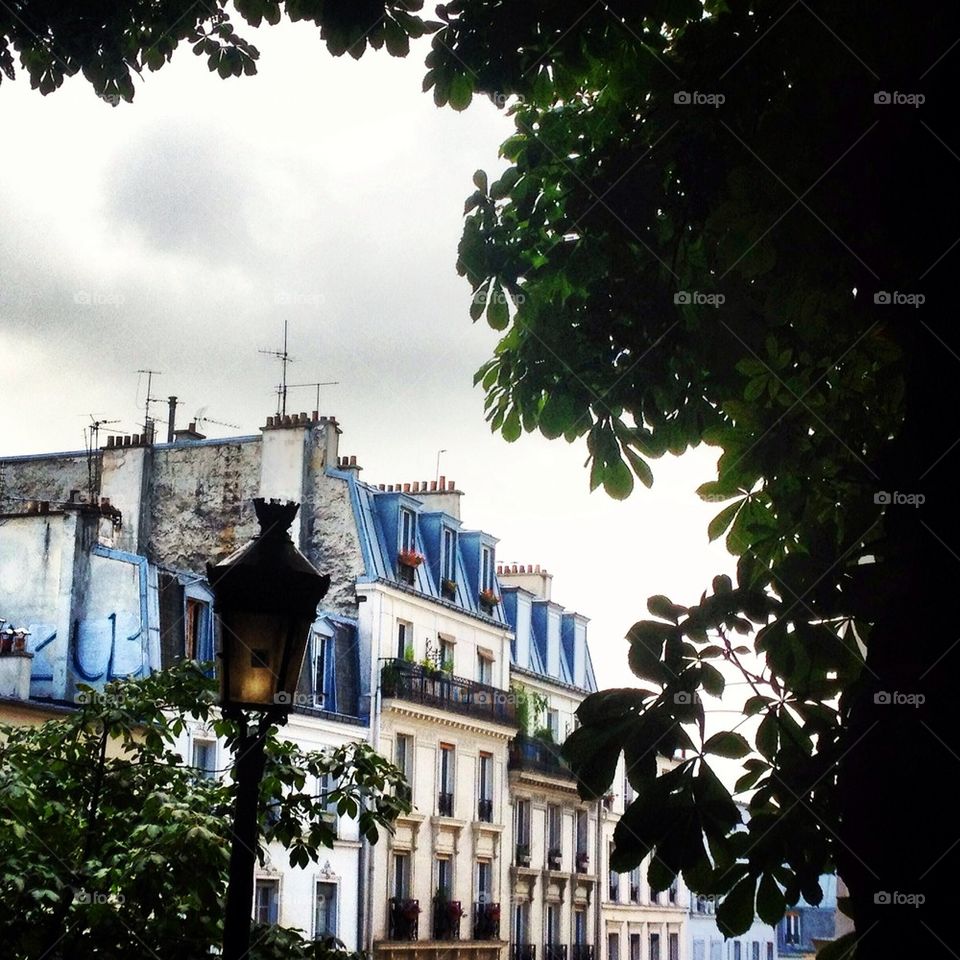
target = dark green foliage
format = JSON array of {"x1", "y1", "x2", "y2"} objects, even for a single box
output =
[{"x1": 0, "y1": 662, "x2": 408, "y2": 959}]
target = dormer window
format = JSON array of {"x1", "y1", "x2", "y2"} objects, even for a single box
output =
[
  {"x1": 480, "y1": 546, "x2": 494, "y2": 592},
  {"x1": 441, "y1": 527, "x2": 457, "y2": 599},
  {"x1": 400, "y1": 508, "x2": 416, "y2": 552}
]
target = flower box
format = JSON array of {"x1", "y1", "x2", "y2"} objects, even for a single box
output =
[{"x1": 398, "y1": 549, "x2": 425, "y2": 568}]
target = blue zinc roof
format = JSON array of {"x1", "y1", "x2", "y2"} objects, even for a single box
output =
[
  {"x1": 328, "y1": 467, "x2": 508, "y2": 626},
  {"x1": 501, "y1": 587, "x2": 597, "y2": 693}
]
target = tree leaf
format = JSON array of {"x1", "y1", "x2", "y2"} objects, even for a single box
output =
[{"x1": 703, "y1": 731, "x2": 750, "y2": 758}]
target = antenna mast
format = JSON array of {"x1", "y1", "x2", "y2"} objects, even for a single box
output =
[
  {"x1": 137, "y1": 368, "x2": 163, "y2": 439},
  {"x1": 287, "y1": 381, "x2": 340, "y2": 416},
  {"x1": 259, "y1": 321, "x2": 294, "y2": 417}
]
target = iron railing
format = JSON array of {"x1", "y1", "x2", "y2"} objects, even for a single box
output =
[
  {"x1": 571, "y1": 946, "x2": 594, "y2": 960},
  {"x1": 387, "y1": 898, "x2": 419, "y2": 941},
  {"x1": 508, "y1": 733, "x2": 575, "y2": 780},
  {"x1": 544, "y1": 945, "x2": 568, "y2": 960},
  {"x1": 432, "y1": 898, "x2": 462, "y2": 940},
  {"x1": 512, "y1": 947, "x2": 536, "y2": 960},
  {"x1": 477, "y1": 797, "x2": 494, "y2": 822},
  {"x1": 473, "y1": 901, "x2": 500, "y2": 940},
  {"x1": 380, "y1": 659, "x2": 517, "y2": 725}
]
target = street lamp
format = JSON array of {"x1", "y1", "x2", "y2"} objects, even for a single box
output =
[{"x1": 208, "y1": 498, "x2": 330, "y2": 960}]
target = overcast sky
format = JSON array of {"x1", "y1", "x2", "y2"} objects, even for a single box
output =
[{"x1": 0, "y1": 21, "x2": 736, "y2": 699}]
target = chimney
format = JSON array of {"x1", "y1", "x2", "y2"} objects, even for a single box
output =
[
  {"x1": 497, "y1": 563, "x2": 553, "y2": 600},
  {"x1": 173, "y1": 422, "x2": 206, "y2": 442},
  {"x1": 167, "y1": 396, "x2": 178, "y2": 443}
]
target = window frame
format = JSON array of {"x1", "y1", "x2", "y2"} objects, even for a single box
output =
[
  {"x1": 400, "y1": 508, "x2": 416, "y2": 552},
  {"x1": 191, "y1": 736, "x2": 216, "y2": 779},
  {"x1": 314, "y1": 880, "x2": 339, "y2": 940},
  {"x1": 254, "y1": 877, "x2": 280, "y2": 926}
]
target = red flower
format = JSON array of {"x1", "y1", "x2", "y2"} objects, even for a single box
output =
[{"x1": 398, "y1": 549, "x2": 425, "y2": 568}]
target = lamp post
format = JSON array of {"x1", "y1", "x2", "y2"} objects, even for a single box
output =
[{"x1": 207, "y1": 498, "x2": 330, "y2": 960}]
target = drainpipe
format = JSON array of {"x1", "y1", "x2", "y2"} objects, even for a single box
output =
[
  {"x1": 594, "y1": 799, "x2": 603, "y2": 960},
  {"x1": 363, "y1": 589, "x2": 382, "y2": 956}
]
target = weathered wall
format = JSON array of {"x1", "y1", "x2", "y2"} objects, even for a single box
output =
[
  {"x1": 148, "y1": 439, "x2": 261, "y2": 573},
  {"x1": 0, "y1": 452, "x2": 91, "y2": 508}
]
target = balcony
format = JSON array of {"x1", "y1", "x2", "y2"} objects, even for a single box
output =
[
  {"x1": 473, "y1": 901, "x2": 500, "y2": 940},
  {"x1": 508, "y1": 733, "x2": 575, "y2": 780},
  {"x1": 572, "y1": 947, "x2": 594, "y2": 960},
  {"x1": 437, "y1": 791, "x2": 454, "y2": 817},
  {"x1": 477, "y1": 797, "x2": 493, "y2": 822},
  {"x1": 380, "y1": 659, "x2": 517, "y2": 726},
  {"x1": 388, "y1": 898, "x2": 420, "y2": 941},
  {"x1": 544, "y1": 946, "x2": 568, "y2": 960},
  {"x1": 512, "y1": 948, "x2": 536, "y2": 960},
  {"x1": 432, "y1": 898, "x2": 463, "y2": 940}
]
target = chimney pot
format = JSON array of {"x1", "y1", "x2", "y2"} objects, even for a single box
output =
[
  {"x1": 123, "y1": 436, "x2": 131, "y2": 447},
  {"x1": 312, "y1": 410, "x2": 319, "y2": 422},
  {"x1": 299, "y1": 412, "x2": 308, "y2": 424},
  {"x1": 378, "y1": 484, "x2": 385, "y2": 491},
  {"x1": 512, "y1": 563, "x2": 518, "y2": 573},
  {"x1": 350, "y1": 455, "x2": 357, "y2": 466},
  {"x1": 101, "y1": 497, "x2": 111, "y2": 509},
  {"x1": 438, "y1": 475, "x2": 446, "y2": 488},
  {"x1": 403, "y1": 483, "x2": 411, "y2": 493},
  {"x1": 106, "y1": 436, "x2": 114, "y2": 448},
  {"x1": 447, "y1": 480, "x2": 455, "y2": 491},
  {"x1": 412, "y1": 481, "x2": 420, "y2": 492}
]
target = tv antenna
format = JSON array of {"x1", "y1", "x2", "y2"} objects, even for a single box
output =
[
  {"x1": 83, "y1": 415, "x2": 121, "y2": 497},
  {"x1": 259, "y1": 320, "x2": 294, "y2": 417},
  {"x1": 136, "y1": 369, "x2": 163, "y2": 437},
  {"x1": 194, "y1": 407, "x2": 241, "y2": 433},
  {"x1": 435, "y1": 449, "x2": 448, "y2": 483},
  {"x1": 287, "y1": 381, "x2": 340, "y2": 416}
]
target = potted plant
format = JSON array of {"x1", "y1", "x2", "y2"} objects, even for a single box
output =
[
  {"x1": 398, "y1": 548, "x2": 425, "y2": 568},
  {"x1": 576, "y1": 851, "x2": 590, "y2": 872},
  {"x1": 548, "y1": 847, "x2": 562, "y2": 870},
  {"x1": 441, "y1": 577, "x2": 457, "y2": 600},
  {"x1": 515, "y1": 842, "x2": 531, "y2": 866},
  {"x1": 403, "y1": 644, "x2": 416, "y2": 663},
  {"x1": 533, "y1": 725, "x2": 555, "y2": 743},
  {"x1": 441, "y1": 657, "x2": 454, "y2": 675},
  {"x1": 402, "y1": 901, "x2": 421, "y2": 923},
  {"x1": 381, "y1": 662, "x2": 400, "y2": 696},
  {"x1": 479, "y1": 588, "x2": 500, "y2": 609}
]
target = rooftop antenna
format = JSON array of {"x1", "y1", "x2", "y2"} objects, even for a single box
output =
[
  {"x1": 259, "y1": 320, "x2": 294, "y2": 417},
  {"x1": 435, "y1": 449, "x2": 448, "y2": 484},
  {"x1": 84, "y1": 415, "x2": 121, "y2": 498},
  {"x1": 137, "y1": 368, "x2": 163, "y2": 439},
  {"x1": 287, "y1": 381, "x2": 340, "y2": 416},
  {"x1": 194, "y1": 407, "x2": 241, "y2": 433}
]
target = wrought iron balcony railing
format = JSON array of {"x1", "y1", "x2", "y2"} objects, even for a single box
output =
[
  {"x1": 387, "y1": 898, "x2": 419, "y2": 941},
  {"x1": 508, "y1": 733, "x2": 576, "y2": 780},
  {"x1": 477, "y1": 797, "x2": 494, "y2": 822},
  {"x1": 512, "y1": 947, "x2": 536, "y2": 960},
  {"x1": 544, "y1": 945, "x2": 568, "y2": 960},
  {"x1": 571, "y1": 946, "x2": 594, "y2": 960},
  {"x1": 438, "y1": 791, "x2": 454, "y2": 817},
  {"x1": 432, "y1": 898, "x2": 462, "y2": 940},
  {"x1": 472, "y1": 901, "x2": 500, "y2": 940},
  {"x1": 380, "y1": 659, "x2": 517, "y2": 725}
]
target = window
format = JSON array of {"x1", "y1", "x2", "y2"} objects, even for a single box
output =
[
  {"x1": 784, "y1": 913, "x2": 800, "y2": 945},
  {"x1": 480, "y1": 545, "x2": 494, "y2": 591},
  {"x1": 515, "y1": 798, "x2": 531, "y2": 862},
  {"x1": 733, "y1": 943, "x2": 742, "y2": 960},
  {"x1": 629, "y1": 866, "x2": 641, "y2": 903},
  {"x1": 574, "y1": 909, "x2": 587, "y2": 946},
  {"x1": 476, "y1": 650, "x2": 493, "y2": 685},
  {"x1": 439, "y1": 636, "x2": 455, "y2": 672},
  {"x1": 711, "y1": 943, "x2": 723, "y2": 960},
  {"x1": 436, "y1": 856, "x2": 452, "y2": 898},
  {"x1": 396, "y1": 620, "x2": 412, "y2": 660},
  {"x1": 313, "y1": 631, "x2": 329, "y2": 707},
  {"x1": 317, "y1": 772, "x2": 339, "y2": 834},
  {"x1": 400, "y1": 508, "x2": 416, "y2": 551},
  {"x1": 477, "y1": 860, "x2": 492, "y2": 904},
  {"x1": 547, "y1": 804, "x2": 561, "y2": 850},
  {"x1": 693, "y1": 941, "x2": 705, "y2": 960},
  {"x1": 442, "y1": 527, "x2": 457, "y2": 582},
  {"x1": 191, "y1": 738, "x2": 216, "y2": 779},
  {"x1": 184, "y1": 597, "x2": 209, "y2": 660},
  {"x1": 478, "y1": 752, "x2": 493, "y2": 821},
  {"x1": 650, "y1": 933, "x2": 661, "y2": 960},
  {"x1": 315, "y1": 882, "x2": 337, "y2": 939},
  {"x1": 751, "y1": 943, "x2": 760, "y2": 960},
  {"x1": 514, "y1": 902, "x2": 529, "y2": 945},
  {"x1": 624, "y1": 768, "x2": 635, "y2": 805},
  {"x1": 669, "y1": 876, "x2": 678, "y2": 904},
  {"x1": 546, "y1": 708, "x2": 560, "y2": 741},
  {"x1": 669, "y1": 933, "x2": 679, "y2": 960},
  {"x1": 575, "y1": 809, "x2": 588, "y2": 857},
  {"x1": 393, "y1": 852, "x2": 410, "y2": 899},
  {"x1": 438, "y1": 743, "x2": 455, "y2": 815},
  {"x1": 254, "y1": 879, "x2": 279, "y2": 925},
  {"x1": 395, "y1": 734, "x2": 413, "y2": 802},
  {"x1": 608, "y1": 933, "x2": 620, "y2": 960},
  {"x1": 608, "y1": 841, "x2": 619, "y2": 901},
  {"x1": 630, "y1": 933, "x2": 641, "y2": 960},
  {"x1": 546, "y1": 904, "x2": 561, "y2": 945},
  {"x1": 766, "y1": 945, "x2": 773, "y2": 960}
]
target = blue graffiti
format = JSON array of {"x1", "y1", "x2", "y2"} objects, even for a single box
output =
[
  {"x1": 72, "y1": 612, "x2": 145, "y2": 682},
  {"x1": 27, "y1": 626, "x2": 56, "y2": 682}
]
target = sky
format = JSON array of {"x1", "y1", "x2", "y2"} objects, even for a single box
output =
[{"x1": 0, "y1": 20, "x2": 736, "y2": 699}]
